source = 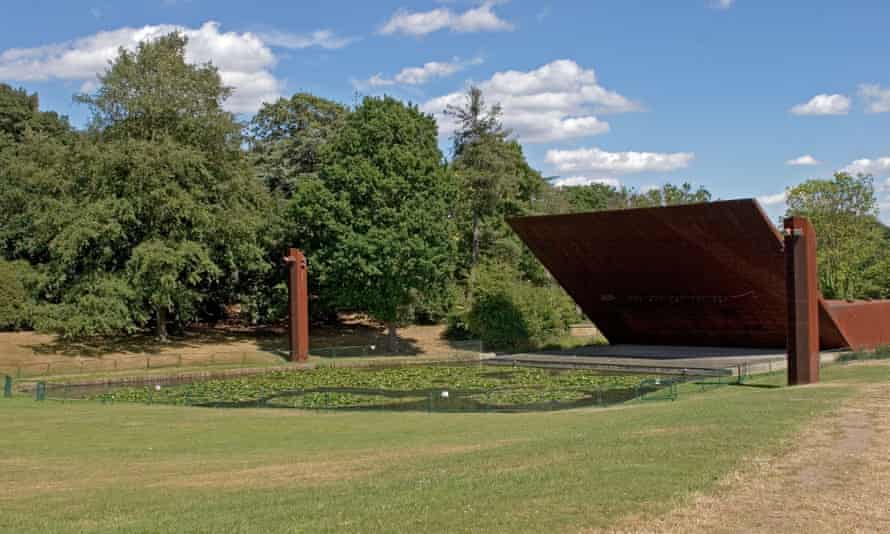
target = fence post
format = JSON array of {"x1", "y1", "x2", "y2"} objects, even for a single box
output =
[
  {"x1": 35, "y1": 382, "x2": 46, "y2": 401},
  {"x1": 3, "y1": 375, "x2": 11, "y2": 398}
]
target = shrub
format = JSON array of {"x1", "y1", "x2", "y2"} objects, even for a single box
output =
[
  {"x1": 460, "y1": 262, "x2": 579, "y2": 352},
  {"x1": 30, "y1": 275, "x2": 144, "y2": 339},
  {"x1": 0, "y1": 260, "x2": 32, "y2": 330}
]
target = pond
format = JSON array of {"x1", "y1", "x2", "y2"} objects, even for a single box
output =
[{"x1": 55, "y1": 365, "x2": 682, "y2": 412}]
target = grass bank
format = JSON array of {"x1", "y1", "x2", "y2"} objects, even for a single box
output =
[{"x1": 1, "y1": 362, "x2": 886, "y2": 533}]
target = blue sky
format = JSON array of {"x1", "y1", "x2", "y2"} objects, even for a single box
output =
[{"x1": 2, "y1": 0, "x2": 889, "y2": 222}]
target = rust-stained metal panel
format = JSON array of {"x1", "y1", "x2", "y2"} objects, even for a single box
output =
[
  {"x1": 508, "y1": 199, "x2": 857, "y2": 350},
  {"x1": 285, "y1": 248, "x2": 309, "y2": 362},
  {"x1": 824, "y1": 300, "x2": 890, "y2": 350},
  {"x1": 784, "y1": 216, "x2": 819, "y2": 384}
]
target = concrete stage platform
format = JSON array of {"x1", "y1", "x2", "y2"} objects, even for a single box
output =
[{"x1": 486, "y1": 345, "x2": 845, "y2": 377}]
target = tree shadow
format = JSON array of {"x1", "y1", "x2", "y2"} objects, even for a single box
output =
[
  {"x1": 254, "y1": 315, "x2": 423, "y2": 357},
  {"x1": 729, "y1": 382, "x2": 783, "y2": 389},
  {"x1": 28, "y1": 325, "x2": 280, "y2": 358}
]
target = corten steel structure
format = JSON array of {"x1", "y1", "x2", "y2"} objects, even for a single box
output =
[
  {"x1": 784, "y1": 216, "x2": 819, "y2": 385},
  {"x1": 508, "y1": 199, "x2": 890, "y2": 384},
  {"x1": 284, "y1": 248, "x2": 309, "y2": 362}
]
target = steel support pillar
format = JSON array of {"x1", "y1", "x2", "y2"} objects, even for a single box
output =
[
  {"x1": 284, "y1": 248, "x2": 309, "y2": 362},
  {"x1": 784, "y1": 216, "x2": 819, "y2": 385}
]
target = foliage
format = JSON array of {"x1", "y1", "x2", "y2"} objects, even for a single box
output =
[
  {"x1": 561, "y1": 182, "x2": 619, "y2": 212},
  {"x1": 445, "y1": 86, "x2": 551, "y2": 281},
  {"x1": 0, "y1": 260, "x2": 33, "y2": 330},
  {"x1": 2, "y1": 34, "x2": 270, "y2": 338},
  {"x1": 617, "y1": 182, "x2": 712, "y2": 208},
  {"x1": 0, "y1": 83, "x2": 72, "y2": 149},
  {"x1": 837, "y1": 345, "x2": 890, "y2": 362},
  {"x1": 445, "y1": 86, "x2": 508, "y2": 157},
  {"x1": 283, "y1": 96, "x2": 457, "y2": 347},
  {"x1": 785, "y1": 172, "x2": 890, "y2": 299},
  {"x1": 91, "y1": 365, "x2": 654, "y2": 408},
  {"x1": 29, "y1": 274, "x2": 144, "y2": 338},
  {"x1": 462, "y1": 262, "x2": 579, "y2": 352},
  {"x1": 248, "y1": 93, "x2": 347, "y2": 196},
  {"x1": 561, "y1": 181, "x2": 712, "y2": 213}
]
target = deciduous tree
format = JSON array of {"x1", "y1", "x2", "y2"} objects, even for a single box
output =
[
  {"x1": 288, "y1": 96, "x2": 457, "y2": 350},
  {"x1": 785, "y1": 172, "x2": 890, "y2": 299}
]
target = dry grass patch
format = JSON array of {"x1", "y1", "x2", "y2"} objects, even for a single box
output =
[{"x1": 608, "y1": 373, "x2": 890, "y2": 533}]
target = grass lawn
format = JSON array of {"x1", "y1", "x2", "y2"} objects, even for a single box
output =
[{"x1": 1, "y1": 362, "x2": 887, "y2": 533}]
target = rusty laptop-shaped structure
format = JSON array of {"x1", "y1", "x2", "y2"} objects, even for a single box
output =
[{"x1": 508, "y1": 199, "x2": 890, "y2": 385}]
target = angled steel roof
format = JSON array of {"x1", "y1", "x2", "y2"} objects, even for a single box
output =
[{"x1": 509, "y1": 199, "x2": 886, "y2": 350}]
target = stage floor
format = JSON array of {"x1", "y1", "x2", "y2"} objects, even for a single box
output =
[{"x1": 486, "y1": 344, "x2": 843, "y2": 376}]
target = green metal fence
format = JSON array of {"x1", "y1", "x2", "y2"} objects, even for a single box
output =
[{"x1": 35, "y1": 367, "x2": 733, "y2": 413}]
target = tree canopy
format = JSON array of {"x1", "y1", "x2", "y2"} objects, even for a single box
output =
[
  {"x1": 785, "y1": 172, "x2": 890, "y2": 300},
  {"x1": 282, "y1": 96, "x2": 457, "y2": 348},
  {"x1": 248, "y1": 93, "x2": 347, "y2": 196},
  {"x1": 1, "y1": 33, "x2": 269, "y2": 338}
]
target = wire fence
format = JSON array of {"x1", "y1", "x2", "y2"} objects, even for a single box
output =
[
  {"x1": 308, "y1": 339, "x2": 485, "y2": 359},
  {"x1": 0, "y1": 340, "x2": 487, "y2": 380},
  {"x1": 13, "y1": 367, "x2": 740, "y2": 414},
  {"x1": 0, "y1": 351, "x2": 288, "y2": 379}
]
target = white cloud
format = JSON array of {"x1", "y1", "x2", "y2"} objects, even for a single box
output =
[
  {"x1": 362, "y1": 57, "x2": 482, "y2": 87},
  {"x1": 842, "y1": 157, "x2": 890, "y2": 177},
  {"x1": 0, "y1": 21, "x2": 338, "y2": 113},
  {"x1": 422, "y1": 59, "x2": 642, "y2": 143},
  {"x1": 790, "y1": 93, "x2": 850, "y2": 116},
  {"x1": 257, "y1": 29, "x2": 356, "y2": 50},
  {"x1": 757, "y1": 192, "x2": 787, "y2": 206},
  {"x1": 859, "y1": 83, "x2": 890, "y2": 113},
  {"x1": 380, "y1": 1, "x2": 513, "y2": 36},
  {"x1": 786, "y1": 154, "x2": 820, "y2": 166},
  {"x1": 552, "y1": 176, "x2": 620, "y2": 188},
  {"x1": 545, "y1": 146, "x2": 694, "y2": 174},
  {"x1": 710, "y1": 0, "x2": 735, "y2": 9}
]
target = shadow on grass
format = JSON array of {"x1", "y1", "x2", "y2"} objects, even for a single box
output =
[
  {"x1": 29, "y1": 326, "x2": 283, "y2": 359},
  {"x1": 729, "y1": 382, "x2": 783, "y2": 389},
  {"x1": 29, "y1": 319, "x2": 434, "y2": 360}
]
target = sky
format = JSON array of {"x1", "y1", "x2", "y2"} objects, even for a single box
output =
[{"x1": 1, "y1": 0, "x2": 889, "y2": 222}]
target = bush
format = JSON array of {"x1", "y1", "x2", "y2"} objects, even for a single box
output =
[
  {"x1": 459, "y1": 262, "x2": 579, "y2": 352},
  {"x1": 30, "y1": 275, "x2": 144, "y2": 339},
  {"x1": 0, "y1": 260, "x2": 33, "y2": 330}
]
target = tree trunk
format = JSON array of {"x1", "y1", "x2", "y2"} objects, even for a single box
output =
[
  {"x1": 471, "y1": 210, "x2": 481, "y2": 270},
  {"x1": 156, "y1": 307, "x2": 168, "y2": 342},
  {"x1": 385, "y1": 322, "x2": 399, "y2": 353}
]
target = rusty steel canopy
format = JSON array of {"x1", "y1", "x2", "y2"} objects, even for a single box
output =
[{"x1": 508, "y1": 198, "x2": 887, "y2": 350}]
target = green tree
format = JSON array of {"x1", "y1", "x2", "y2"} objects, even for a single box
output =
[
  {"x1": 248, "y1": 93, "x2": 347, "y2": 196},
  {"x1": 0, "y1": 260, "x2": 32, "y2": 330},
  {"x1": 614, "y1": 182, "x2": 712, "y2": 208},
  {"x1": 558, "y1": 181, "x2": 711, "y2": 212},
  {"x1": 445, "y1": 87, "x2": 549, "y2": 276},
  {"x1": 13, "y1": 33, "x2": 269, "y2": 339},
  {"x1": 561, "y1": 182, "x2": 620, "y2": 212},
  {"x1": 454, "y1": 260, "x2": 579, "y2": 352},
  {"x1": 288, "y1": 96, "x2": 457, "y2": 350},
  {"x1": 0, "y1": 83, "x2": 72, "y2": 149},
  {"x1": 785, "y1": 172, "x2": 890, "y2": 299}
]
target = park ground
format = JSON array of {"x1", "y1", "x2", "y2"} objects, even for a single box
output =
[
  {"x1": 0, "y1": 316, "x2": 497, "y2": 382},
  {"x1": 1, "y1": 360, "x2": 888, "y2": 533}
]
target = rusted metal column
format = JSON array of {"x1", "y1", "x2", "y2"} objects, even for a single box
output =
[
  {"x1": 784, "y1": 216, "x2": 819, "y2": 385},
  {"x1": 284, "y1": 248, "x2": 309, "y2": 362}
]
